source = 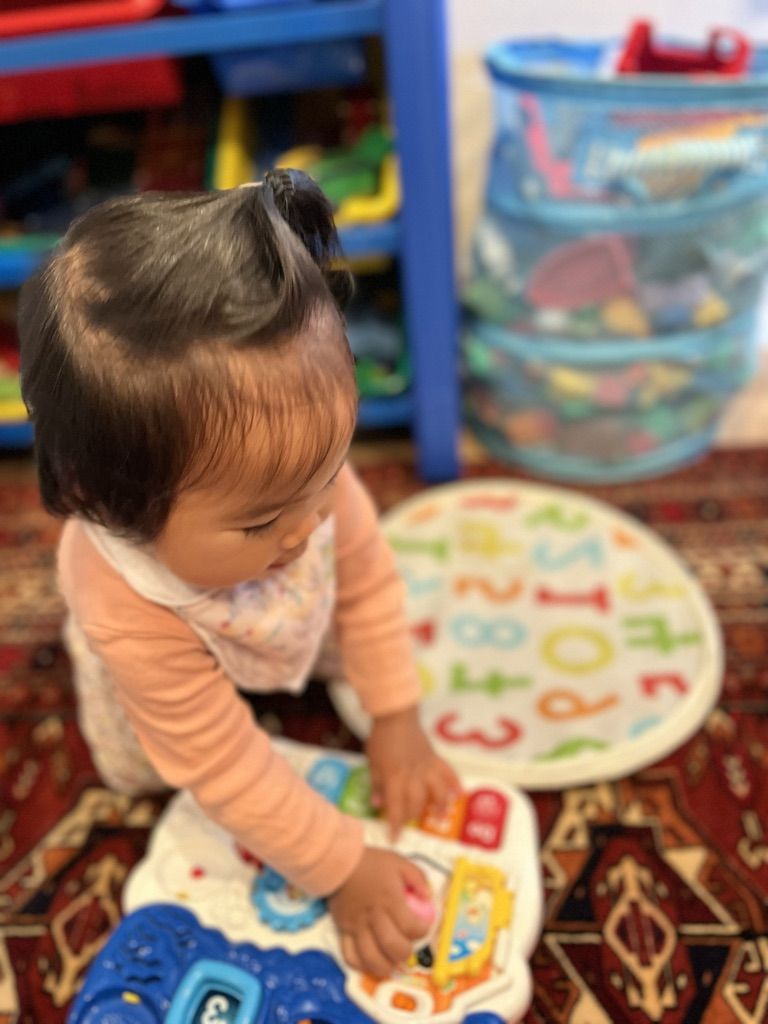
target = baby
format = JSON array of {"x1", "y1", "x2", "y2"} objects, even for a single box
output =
[{"x1": 19, "y1": 169, "x2": 458, "y2": 978}]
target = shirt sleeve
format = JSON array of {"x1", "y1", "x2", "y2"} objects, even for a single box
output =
[
  {"x1": 333, "y1": 464, "x2": 422, "y2": 718},
  {"x1": 58, "y1": 520, "x2": 364, "y2": 898}
]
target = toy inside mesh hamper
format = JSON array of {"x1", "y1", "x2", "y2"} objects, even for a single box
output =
[
  {"x1": 465, "y1": 23, "x2": 768, "y2": 481},
  {"x1": 485, "y1": 23, "x2": 768, "y2": 210}
]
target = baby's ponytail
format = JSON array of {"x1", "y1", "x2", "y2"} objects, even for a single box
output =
[{"x1": 262, "y1": 168, "x2": 354, "y2": 310}]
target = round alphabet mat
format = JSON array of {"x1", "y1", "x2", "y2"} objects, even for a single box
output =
[{"x1": 331, "y1": 479, "x2": 722, "y2": 788}]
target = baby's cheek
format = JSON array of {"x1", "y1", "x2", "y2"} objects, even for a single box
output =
[{"x1": 322, "y1": 484, "x2": 340, "y2": 518}]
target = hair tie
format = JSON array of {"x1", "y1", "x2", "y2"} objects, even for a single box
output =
[{"x1": 265, "y1": 168, "x2": 296, "y2": 206}]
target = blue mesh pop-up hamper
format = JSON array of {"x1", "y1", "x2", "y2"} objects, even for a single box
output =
[{"x1": 465, "y1": 35, "x2": 768, "y2": 482}]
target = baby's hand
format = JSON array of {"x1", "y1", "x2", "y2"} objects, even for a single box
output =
[
  {"x1": 366, "y1": 706, "x2": 461, "y2": 839},
  {"x1": 328, "y1": 846, "x2": 432, "y2": 978}
]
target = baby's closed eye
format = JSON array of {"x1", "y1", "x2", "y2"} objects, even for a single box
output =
[{"x1": 241, "y1": 516, "x2": 281, "y2": 537}]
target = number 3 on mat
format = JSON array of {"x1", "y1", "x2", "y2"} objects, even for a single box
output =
[{"x1": 435, "y1": 712, "x2": 522, "y2": 749}]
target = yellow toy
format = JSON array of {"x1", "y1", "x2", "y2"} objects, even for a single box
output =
[{"x1": 432, "y1": 858, "x2": 513, "y2": 987}]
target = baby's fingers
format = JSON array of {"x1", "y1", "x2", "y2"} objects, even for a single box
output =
[
  {"x1": 354, "y1": 925, "x2": 401, "y2": 979},
  {"x1": 340, "y1": 933, "x2": 360, "y2": 972},
  {"x1": 426, "y1": 759, "x2": 462, "y2": 812},
  {"x1": 440, "y1": 759, "x2": 462, "y2": 796},
  {"x1": 371, "y1": 908, "x2": 413, "y2": 967},
  {"x1": 399, "y1": 854, "x2": 429, "y2": 898},
  {"x1": 383, "y1": 775, "x2": 408, "y2": 840},
  {"x1": 391, "y1": 862, "x2": 432, "y2": 940},
  {"x1": 369, "y1": 775, "x2": 384, "y2": 811},
  {"x1": 403, "y1": 774, "x2": 427, "y2": 828}
]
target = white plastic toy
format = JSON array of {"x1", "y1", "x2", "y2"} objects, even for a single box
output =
[{"x1": 124, "y1": 738, "x2": 543, "y2": 1024}]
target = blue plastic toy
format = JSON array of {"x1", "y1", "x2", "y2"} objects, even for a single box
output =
[
  {"x1": 67, "y1": 903, "x2": 505, "y2": 1024},
  {"x1": 251, "y1": 867, "x2": 325, "y2": 932}
]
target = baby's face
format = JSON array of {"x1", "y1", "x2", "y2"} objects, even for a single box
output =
[
  {"x1": 152, "y1": 305, "x2": 356, "y2": 589},
  {"x1": 153, "y1": 431, "x2": 349, "y2": 589}
]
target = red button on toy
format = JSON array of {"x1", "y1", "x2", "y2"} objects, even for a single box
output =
[{"x1": 460, "y1": 789, "x2": 509, "y2": 850}]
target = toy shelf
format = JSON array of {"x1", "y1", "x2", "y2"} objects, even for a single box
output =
[
  {"x1": 0, "y1": 221, "x2": 401, "y2": 291},
  {"x1": 0, "y1": 220, "x2": 403, "y2": 449},
  {"x1": 0, "y1": 2, "x2": 383, "y2": 73},
  {"x1": 1, "y1": 389, "x2": 411, "y2": 451},
  {"x1": 0, "y1": 236, "x2": 59, "y2": 290},
  {"x1": 0, "y1": 0, "x2": 459, "y2": 478}
]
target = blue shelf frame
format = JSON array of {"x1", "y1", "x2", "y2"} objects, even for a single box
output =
[
  {"x1": 382, "y1": 0, "x2": 458, "y2": 478},
  {"x1": 0, "y1": 0, "x2": 459, "y2": 479},
  {"x1": 0, "y1": 249, "x2": 43, "y2": 290},
  {"x1": 0, "y1": 420, "x2": 34, "y2": 448},
  {"x1": 358, "y1": 390, "x2": 413, "y2": 429},
  {"x1": 0, "y1": 2, "x2": 383, "y2": 73}
]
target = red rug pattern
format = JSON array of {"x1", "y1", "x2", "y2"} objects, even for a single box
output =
[{"x1": 1, "y1": 450, "x2": 768, "y2": 1023}]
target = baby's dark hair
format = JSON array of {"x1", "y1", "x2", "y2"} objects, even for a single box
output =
[{"x1": 19, "y1": 170, "x2": 357, "y2": 542}]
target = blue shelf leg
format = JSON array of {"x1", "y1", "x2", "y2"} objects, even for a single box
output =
[{"x1": 382, "y1": 0, "x2": 459, "y2": 480}]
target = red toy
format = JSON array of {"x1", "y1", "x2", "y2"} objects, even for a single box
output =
[
  {"x1": 526, "y1": 236, "x2": 635, "y2": 311},
  {"x1": 0, "y1": 0, "x2": 164, "y2": 38},
  {"x1": 617, "y1": 20, "x2": 751, "y2": 77},
  {"x1": 0, "y1": 59, "x2": 182, "y2": 125}
]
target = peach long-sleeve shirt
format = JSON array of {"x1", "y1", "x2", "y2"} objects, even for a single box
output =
[{"x1": 58, "y1": 464, "x2": 420, "y2": 897}]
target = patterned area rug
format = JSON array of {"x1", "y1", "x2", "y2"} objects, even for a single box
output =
[{"x1": 2, "y1": 449, "x2": 768, "y2": 1024}]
